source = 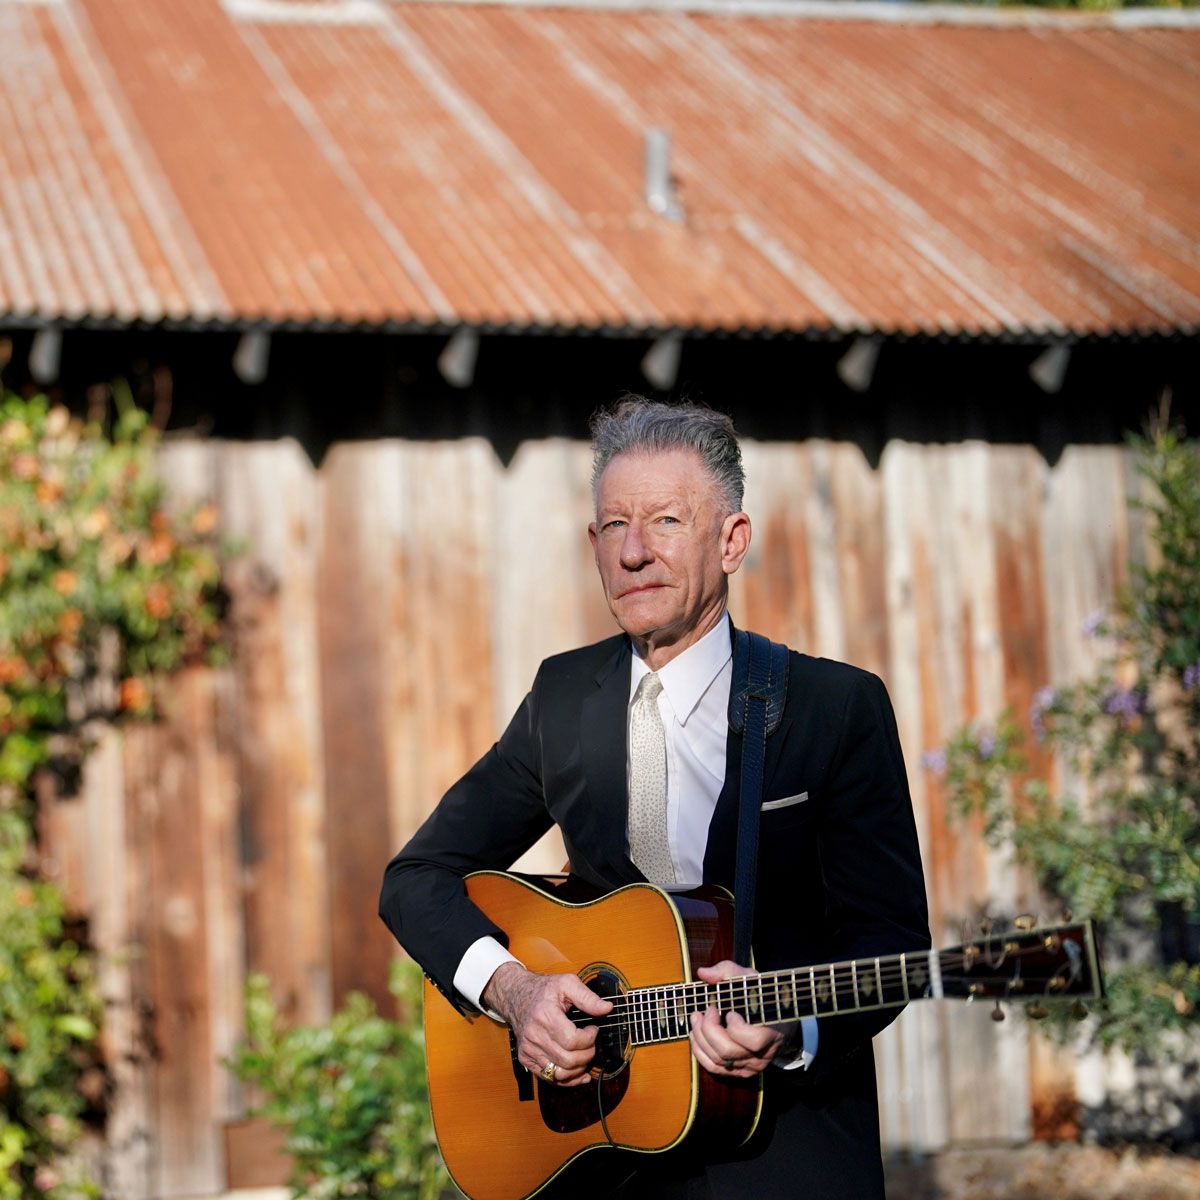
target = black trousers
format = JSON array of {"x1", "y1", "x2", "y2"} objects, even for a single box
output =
[{"x1": 537, "y1": 1150, "x2": 714, "y2": 1200}]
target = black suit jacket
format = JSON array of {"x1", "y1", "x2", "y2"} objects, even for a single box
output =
[{"x1": 379, "y1": 625, "x2": 929, "y2": 1197}]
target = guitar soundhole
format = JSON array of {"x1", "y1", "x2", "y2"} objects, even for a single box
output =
[{"x1": 574, "y1": 966, "x2": 630, "y2": 1079}]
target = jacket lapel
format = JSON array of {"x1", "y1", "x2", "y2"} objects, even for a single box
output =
[{"x1": 579, "y1": 638, "x2": 644, "y2": 885}]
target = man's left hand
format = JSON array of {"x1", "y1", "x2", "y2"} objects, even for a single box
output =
[{"x1": 688, "y1": 960, "x2": 793, "y2": 1078}]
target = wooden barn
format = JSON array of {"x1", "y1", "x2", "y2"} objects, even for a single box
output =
[{"x1": 1, "y1": 0, "x2": 1198, "y2": 1194}]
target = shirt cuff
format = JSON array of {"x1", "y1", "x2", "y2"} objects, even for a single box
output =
[
  {"x1": 775, "y1": 1016, "x2": 819, "y2": 1071},
  {"x1": 453, "y1": 935, "x2": 521, "y2": 1020}
]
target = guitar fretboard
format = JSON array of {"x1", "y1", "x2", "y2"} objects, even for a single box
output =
[{"x1": 618, "y1": 950, "x2": 944, "y2": 1046}]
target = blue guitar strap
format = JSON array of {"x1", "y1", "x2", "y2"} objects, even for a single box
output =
[{"x1": 727, "y1": 629, "x2": 790, "y2": 967}]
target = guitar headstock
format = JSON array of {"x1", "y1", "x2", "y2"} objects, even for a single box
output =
[{"x1": 939, "y1": 920, "x2": 1104, "y2": 1015}]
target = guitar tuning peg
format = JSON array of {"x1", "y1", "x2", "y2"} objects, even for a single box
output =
[
  {"x1": 1026, "y1": 1002, "x2": 1049, "y2": 1020},
  {"x1": 990, "y1": 1002, "x2": 1005, "y2": 1023},
  {"x1": 1014, "y1": 914, "x2": 1037, "y2": 932},
  {"x1": 1070, "y1": 1000, "x2": 1088, "y2": 1021}
]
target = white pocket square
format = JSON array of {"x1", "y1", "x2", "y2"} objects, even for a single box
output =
[{"x1": 761, "y1": 791, "x2": 808, "y2": 811}]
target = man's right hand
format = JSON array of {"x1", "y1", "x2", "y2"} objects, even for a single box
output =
[{"x1": 481, "y1": 962, "x2": 612, "y2": 1088}]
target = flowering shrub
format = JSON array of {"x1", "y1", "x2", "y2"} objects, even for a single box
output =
[
  {"x1": 924, "y1": 421, "x2": 1200, "y2": 1055},
  {"x1": 226, "y1": 960, "x2": 449, "y2": 1200},
  {"x1": 0, "y1": 372, "x2": 233, "y2": 1196}
]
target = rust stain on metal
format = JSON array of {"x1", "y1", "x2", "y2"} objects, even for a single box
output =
[{"x1": 1, "y1": 1, "x2": 1197, "y2": 333}]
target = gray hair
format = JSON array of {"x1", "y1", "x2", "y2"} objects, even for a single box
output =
[{"x1": 589, "y1": 395, "x2": 745, "y2": 513}]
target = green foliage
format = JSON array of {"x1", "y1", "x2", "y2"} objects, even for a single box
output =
[
  {"x1": 0, "y1": 374, "x2": 235, "y2": 1195},
  {"x1": 0, "y1": 383, "x2": 233, "y2": 790},
  {"x1": 0, "y1": 812, "x2": 102, "y2": 1200},
  {"x1": 226, "y1": 959, "x2": 451, "y2": 1200},
  {"x1": 926, "y1": 420, "x2": 1200, "y2": 1054}
]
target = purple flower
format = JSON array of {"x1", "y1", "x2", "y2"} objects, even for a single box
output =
[
  {"x1": 921, "y1": 748, "x2": 947, "y2": 775},
  {"x1": 1182, "y1": 660, "x2": 1200, "y2": 693},
  {"x1": 1103, "y1": 688, "x2": 1144, "y2": 720},
  {"x1": 1030, "y1": 686, "x2": 1056, "y2": 740},
  {"x1": 978, "y1": 732, "x2": 997, "y2": 759},
  {"x1": 1082, "y1": 609, "x2": 1106, "y2": 638}
]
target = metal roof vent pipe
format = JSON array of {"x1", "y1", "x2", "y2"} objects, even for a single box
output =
[
  {"x1": 1029, "y1": 342, "x2": 1071, "y2": 394},
  {"x1": 29, "y1": 327, "x2": 62, "y2": 385},
  {"x1": 233, "y1": 330, "x2": 271, "y2": 385},
  {"x1": 645, "y1": 128, "x2": 683, "y2": 222},
  {"x1": 438, "y1": 327, "x2": 479, "y2": 389}
]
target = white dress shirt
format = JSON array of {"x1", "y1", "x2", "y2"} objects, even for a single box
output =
[{"x1": 453, "y1": 612, "x2": 817, "y2": 1069}]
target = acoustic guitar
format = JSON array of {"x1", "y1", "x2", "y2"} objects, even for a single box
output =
[{"x1": 423, "y1": 871, "x2": 1104, "y2": 1200}]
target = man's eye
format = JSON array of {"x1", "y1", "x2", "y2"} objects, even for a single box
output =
[
  {"x1": 604, "y1": 520, "x2": 626, "y2": 531},
  {"x1": 658, "y1": 516, "x2": 680, "y2": 524}
]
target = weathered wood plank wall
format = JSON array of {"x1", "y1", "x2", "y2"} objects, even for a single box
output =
[{"x1": 41, "y1": 434, "x2": 1134, "y2": 1196}]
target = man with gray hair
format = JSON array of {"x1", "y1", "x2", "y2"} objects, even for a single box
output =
[{"x1": 380, "y1": 396, "x2": 929, "y2": 1197}]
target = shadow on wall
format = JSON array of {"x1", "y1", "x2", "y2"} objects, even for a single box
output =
[{"x1": 2, "y1": 327, "x2": 1197, "y2": 470}]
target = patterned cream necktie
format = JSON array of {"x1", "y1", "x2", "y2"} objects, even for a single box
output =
[{"x1": 628, "y1": 672, "x2": 676, "y2": 885}]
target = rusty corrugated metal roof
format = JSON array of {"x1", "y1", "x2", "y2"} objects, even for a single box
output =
[{"x1": 1, "y1": 0, "x2": 1197, "y2": 336}]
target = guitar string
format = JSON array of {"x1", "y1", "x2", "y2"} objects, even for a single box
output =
[
  {"x1": 572, "y1": 948, "x2": 1054, "y2": 1018},
  {"x1": 571, "y1": 970, "x2": 1072, "y2": 1040},
  {"x1": 566, "y1": 951, "x2": 1078, "y2": 1035}
]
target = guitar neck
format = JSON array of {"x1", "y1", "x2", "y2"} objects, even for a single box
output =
[
  {"x1": 617, "y1": 917, "x2": 1102, "y2": 1046},
  {"x1": 621, "y1": 950, "x2": 936, "y2": 1047}
]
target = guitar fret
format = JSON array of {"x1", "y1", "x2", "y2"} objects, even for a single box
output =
[{"x1": 620, "y1": 952, "x2": 960, "y2": 1048}]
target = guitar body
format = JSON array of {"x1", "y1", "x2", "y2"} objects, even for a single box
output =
[{"x1": 423, "y1": 872, "x2": 762, "y2": 1200}]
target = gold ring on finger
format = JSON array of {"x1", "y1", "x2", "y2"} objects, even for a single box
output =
[{"x1": 539, "y1": 1060, "x2": 557, "y2": 1082}]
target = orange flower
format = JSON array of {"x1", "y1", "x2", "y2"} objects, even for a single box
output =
[
  {"x1": 57, "y1": 609, "x2": 83, "y2": 638},
  {"x1": 0, "y1": 657, "x2": 22, "y2": 683},
  {"x1": 36, "y1": 479, "x2": 64, "y2": 505},
  {"x1": 80, "y1": 507, "x2": 110, "y2": 537},
  {"x1": 53, "y1": 570, "x2": 77, "y2": 595},
  {"x1": 145, "y1": 582, "x2": 172, "y2": 619},
  {"x1": 140, "y1": 531, "x2": 175, "y2": 565},
  {"x1": 191, "y1": 504, "x2": 219, "y2": 535},
  {"x1": 11, "y1": 452, "x2": 38, "y2": 480},
  {"x1": 119, "y1": 676, "x2": 151, "y2": 711},
  {"x1": 45, "y1": 406, "x2": 70, "y2": 437},
  {"x1": 104, "y1": 534, "x2": 133, "y2": 563}
]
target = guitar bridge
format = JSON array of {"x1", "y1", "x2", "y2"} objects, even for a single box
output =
[{"x1": 509, "y1": 1029, "x2": 533, "y2": 1102}]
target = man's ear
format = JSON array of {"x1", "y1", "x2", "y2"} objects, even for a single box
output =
[
  {"x1": 587, "y1": 521, "x2": 598, "y2": 557},
  {"x1": 721, "y1": 512, "x2": 751, "y2": 576}
]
